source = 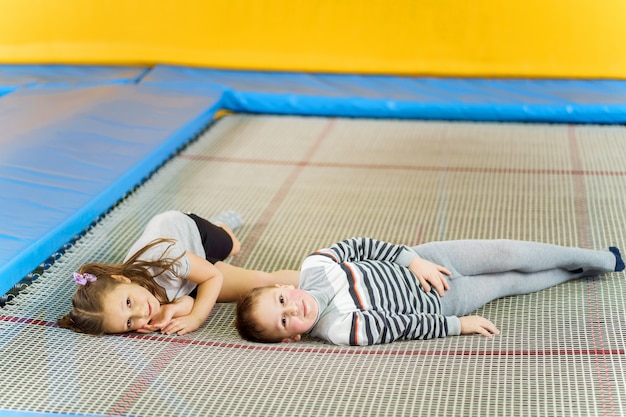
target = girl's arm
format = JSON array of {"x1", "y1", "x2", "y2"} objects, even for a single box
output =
[
  {"x1": 160, "y1": 251, "x2": 223, "y2": 335},
  {"x1": 215, "y1": 262, "x2": 299, "y2": 302}
]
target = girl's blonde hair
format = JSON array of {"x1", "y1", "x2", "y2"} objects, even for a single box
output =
[{"x1": 58, "y1": 239, "x2": 182, "y2": 335}]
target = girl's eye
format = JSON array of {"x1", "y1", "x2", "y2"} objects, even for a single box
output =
[
  {"x1": 281, "y1": 316, "x2": 287, "y2": 327},
  {"x1": 279, "y1": 295, "x2": 285, "y2": 305},
  {"x1": 126, "y1": 298, "x2": 131, "y2": 308}
]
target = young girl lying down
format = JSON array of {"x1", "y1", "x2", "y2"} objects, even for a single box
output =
[{"x1": 59, "y1": 211, "x2": 298, "y2": 335}]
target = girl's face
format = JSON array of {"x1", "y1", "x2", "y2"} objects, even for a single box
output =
[{"x1": 101, "y1": 278, "x2": 161, "y2": 333}]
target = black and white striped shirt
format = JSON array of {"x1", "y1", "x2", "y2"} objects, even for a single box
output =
[{"x1": 302, "y1": 237, "x2": 460, "y2": 346}]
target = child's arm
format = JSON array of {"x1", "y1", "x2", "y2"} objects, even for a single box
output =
[
  {"x1": 330, "y1": 312, "x2": 499, "y2": 345},
  {"x1": 159, "y1": 251, "x2": 223, "y2": 335},
  {"x1": 323, "y1": 310, "x2": 461, "y2": 345},
  {"x1": 325, "y1": 237, "x2": 450, "y2": 296}
]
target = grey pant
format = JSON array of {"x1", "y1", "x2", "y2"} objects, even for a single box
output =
[{"x1": 411, "y1": 239, "x2": 618, "y2": 317}]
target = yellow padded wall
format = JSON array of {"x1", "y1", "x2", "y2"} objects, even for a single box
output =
[{"x1": 1, "y1": 0, "x2": 625, "y2": 78}]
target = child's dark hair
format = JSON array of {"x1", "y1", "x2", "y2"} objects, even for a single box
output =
[
  {"x1": 58, "y1": 239, "x2": 181, "y2": 335},
  {"x1": 235, "y1": 286, "x2": 281, "y2": 343}
]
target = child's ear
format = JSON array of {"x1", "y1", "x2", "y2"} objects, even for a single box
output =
[
  {"x1": 281, "y1": 334, "x2": 302, "y2": 343},
  {"x1": 111, "y1": 274, "x2": 131, "y2": 283}
]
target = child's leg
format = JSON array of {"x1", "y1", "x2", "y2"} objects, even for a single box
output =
[
  {"x1": 439, "y1": 268, "x2": 585, "y2": 316},
  {"x1": 412, "y1": 239, "x2": 621, "y2": 276},
  {"x1": 411, "y1": 239, "x2": 623, "y2": 317},
  {"x1": 209, "y1": 210, "x2": 243, "y2": 231}
]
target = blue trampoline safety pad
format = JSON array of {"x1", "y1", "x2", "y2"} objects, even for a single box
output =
[
  {"x1": 2, "y1": 64, "x2": 626, "y2": 296},
  {"x1": 0, "y1": 64, "x2": 147, "y2": 92},
  {"x1": 145, "y1": 65, "x2": 626, "y2": 124},
  {"x1": 0, "y1": 82, "x2": 224, "y2": 294}
]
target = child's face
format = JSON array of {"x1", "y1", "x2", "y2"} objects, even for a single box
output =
[
  {"x1": 253, "y1": 285, "x2": 319, "y2": 343},
  {"x1": 101, "y1": 278, "x2": 161, "y2": 333}
]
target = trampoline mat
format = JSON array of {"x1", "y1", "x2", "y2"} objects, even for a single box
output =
[{"x1": 1, "y1": 115, "x2": 626, "y2": 417}]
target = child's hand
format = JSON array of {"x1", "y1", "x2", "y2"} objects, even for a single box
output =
[
  {"x1": 459, "y1": 315, "x2": 500, "y2": 338},
  {"x1": 136, "y1": 296, "x2": 195, "y2": 334},
  {"x1": 159, "y1": 314, "x2": 204, "y2": 336},
  {"x1": 135, "y1": 303, "x2": 178, "y2": 333},
  {"x1": 408, "y1": 257, "x2": 451, "y2": 296},
  {"x1": 149, "y1": 304, "x2": 179, "y2": 330}
]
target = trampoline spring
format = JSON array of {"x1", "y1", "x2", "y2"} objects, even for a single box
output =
[
  {"x1": 12, "y1": 282, "x2": 28, "y2": 292},
  {"x1": 26, "y1": 272, "x2": 40, "y2": 281},
  {"x1": 0, "y1": 293, "x2": 14, "y2": 307}
]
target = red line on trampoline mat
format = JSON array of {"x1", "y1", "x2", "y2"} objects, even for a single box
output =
[
  {"x1": 108, "y1": 343, "x2": 184, "y2": 416},
  {"x1": 179, "y1": 154, "x2": 626, "y2": 178},
  {"x1": 120, "y1": 335, "x2": 626, "y2": 357},
  {"x1": 569, "y1": 125, "x2": 615, "y2": 416},
  {"x1": 231, "y1": 118, "x2": 336, "y2": 268},
  {"x1": 4, "y1": 316, "x2": 624, "y2": 357},
  {"x1": 411, "y1": 224, "x2": 425, "y2": 246}
]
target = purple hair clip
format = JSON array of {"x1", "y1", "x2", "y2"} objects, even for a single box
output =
[{"x1": 73, "y1": 272, "x2": 97, "y2": 286}]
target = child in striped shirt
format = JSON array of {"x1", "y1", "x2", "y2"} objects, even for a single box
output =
[{"x1": 235, "y1": 237, "x2": 624, "y2": 346}]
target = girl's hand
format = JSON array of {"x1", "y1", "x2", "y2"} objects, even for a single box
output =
[
  {"x1": 159, "y1": 314, "x2": 204, "y2": 336},
  {"x1": 137, "y1": 296, "x2": 194, "y2": 334},
  {"x1": 408, "y1": 256, "x2": 451, "y2": 296},
  {"x1": 138, "y1": 305, "x2": 177, "y2": 333},
  {"x1": 459, "y1": 315, "x2": 500, "y2": 337},
  {"x1": 141, "y1": 253, "x2": 222, "y2": 336},
  {"x1": 136, "y1": 304, "x2": 176, "y2": 334}
]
